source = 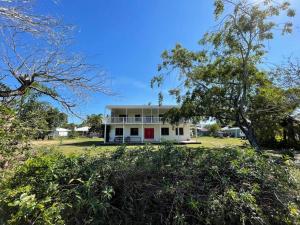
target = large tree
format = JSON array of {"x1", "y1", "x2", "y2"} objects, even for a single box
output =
[
  {"x1": 0, "y1": 0, "x2": 111, "y2": 111},
  {"x1": 152, "y1": 0, "x2": 299, "y2": 150}
]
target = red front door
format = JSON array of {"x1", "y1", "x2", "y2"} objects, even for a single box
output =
[{"x1": 144, "y1": 128, "x2": 154, "y2": 139}]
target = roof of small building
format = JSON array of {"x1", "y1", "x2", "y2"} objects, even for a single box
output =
[
  {"x1": 197, "y1": 127, "x2": 209, "y2": 132},
  {"x1": 221, "y1": 127, "x2": 241, "y2": 131},
  {"x1": 106, "y1": 105, "x2": 178, "y2": 109},
  {"x1": 75, "y1": 126, "x2": 90, "y2": 132},
  {"x1": 55, "y1": 128, "x2": 71, "y2": 132}
]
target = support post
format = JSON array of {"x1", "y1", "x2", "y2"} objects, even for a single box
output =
[
  {"x1": 158, "y1": 107, "x2": 161, "y2": 142},
  {"x1": 159, "y1": 123, "x2": 161, "y2": 143},
  {"x1": 177, "y1": 126, "x2": 179, "y2": 143},
  {"x1": 104, "y1": 107, "x2": 107, "y2": 144},
  {"x1": 142, "y1": 107, "x2": 144, "y2": 143},
  {"x1": 122, "y1": 118, "x2": 125, "y2": 144},
  {"x1": 195, "y1": 126, "x2": 198, "y2": 143},
  {"x1": 104, "y1": 121, "x2": 107, "y2": 143}
]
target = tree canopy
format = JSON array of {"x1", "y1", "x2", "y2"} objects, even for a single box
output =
[
  {"x1": 151, "y1": 0, "x2": 299, "y2": 150},
  {"x1": 83, "y1": 114, "x2": 103, "y2": 133}
]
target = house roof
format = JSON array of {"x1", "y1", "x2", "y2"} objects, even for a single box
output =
[
  {"x1": 55, "y1": 128, "x2": 71, "y2": 132},
  {"x1": 106, "y1": 105, "x2": 178, "y2": 110},
  {"x1": 75, "y1": 126, "x2": 90, "y2": 132},
  {"x1": 221, "y1": 127, "x2": 241, "y2": 131},
  {"x1": 197, "y1": 127, "x2": 209, "y2": 132}
]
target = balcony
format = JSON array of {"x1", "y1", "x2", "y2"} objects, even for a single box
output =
[{"x1": 105, "y1": 117, "x2": 163, "y2": 124}]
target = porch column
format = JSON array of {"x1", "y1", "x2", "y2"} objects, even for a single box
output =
[
  {"x1": 142, "y1": 107, "x2": 144, "y2": 143},
  {"x1": 158, "y1": 107, "x2": 161, "y2": 142},
  {"x1": 177, "y1": 126, "x2": 179, "y2": 143},
  {"x1": 159, "y1": 124, "x2": 161, "y2": 143},
  {"x1": 104, "y1": 120, "x2": 107, "y2": 143},
  {"x1": 122, "y1": 118, "x2": 125, "y2": 144},
  {"x1": 104, "y1": 107, "x2": 107, "y2": 144},
  {"x1": 195, "y1": 126, "x2": 198, "y2": 143}
]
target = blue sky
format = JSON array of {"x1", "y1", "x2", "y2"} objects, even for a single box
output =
[{"x1": 39, "y1": 0, "x2": 300, "y2": 123}]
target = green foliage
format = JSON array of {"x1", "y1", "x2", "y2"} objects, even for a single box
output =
[
  {"x1": 1, "y1": 144, "x2": 299, "y2": 225},
  {"x1": 17, "y1": 96, "x2": 68, "y2": 139},
  {"x1": 151, "y1": 0, "x2": 299, "y2": 150},
  {"x1": 0, "y1": 104, "x2": 31, "y2": 169},
  {"x1": 83, "y1": 114, "x2": 103, "y2": 133},
  {"x1": 205, "y1": 123, "x2": 221, "y2": 135}
]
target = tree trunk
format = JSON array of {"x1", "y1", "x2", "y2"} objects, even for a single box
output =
[
  {"x1": 240, "y1": 125, "x2": 261, "y2": 152},
  {"x1": 236, "y1": 112, "x2": 261, "y2": 152}
]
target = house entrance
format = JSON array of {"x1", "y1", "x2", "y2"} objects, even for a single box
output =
[{"x1": 144, "y1": 128, "x2": 154, "y2": 139}]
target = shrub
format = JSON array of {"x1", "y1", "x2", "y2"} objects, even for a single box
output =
[
  {"x1": 205, "y1": 123, "x2": 221, "y2": 136},
  {"x1": 0, "y1": 105, "x2": 31, "y2": 170},
  {"x1": 0, "y1": 144, "x2": 299, "y2": 225}
]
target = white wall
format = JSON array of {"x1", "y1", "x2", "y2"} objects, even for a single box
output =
[
  {"x1": 53, "y1": 131, "x2": 69, "y2": 137},
  {"x1": 108, "y1": 124, "x2": 190, "y2": 142}
]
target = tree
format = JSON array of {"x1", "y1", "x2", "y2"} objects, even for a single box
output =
[
  {"x1": 84, "y1": 114, "x2": 103, "y2": 133},
  {"x1": 151, "y1": 0, "x2": 299, "y2": 151},
  {"x1": 17, "y1": 95, "x2": 68, "y2": 139},
  {"x1": 0, "y1": 0, "x2": 111, "y2": 112},
  {"x1": 206, "y1": 123, "x2": 221, "y2": 136},
  {"x1": 0, "y1": 104, "x2": 31, "y2": 169}
]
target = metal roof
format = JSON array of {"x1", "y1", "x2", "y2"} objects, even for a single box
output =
[
  {"x1": 74, "y1": 126, "x2": 90, "y2": 132},
  {"x1": 55, "y1": 128, "x2": 71, "y2": 132}
]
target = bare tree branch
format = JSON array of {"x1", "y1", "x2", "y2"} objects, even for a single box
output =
[{"x1": 0, "y1": 0, "x2": 113, "y2": 114}]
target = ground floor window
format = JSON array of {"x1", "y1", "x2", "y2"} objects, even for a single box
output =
[
  {"x1": 161, "y1": 127, "x2": 169, "y2": 136},
  {"x1": 130, "y1": 128, "x2": 139, "y2": 136},
  {"x1": 115, "y1": 128, "x2": 123, "y2": 136},
  {"x1": 176, "y1": 128, "x2": 184, "y2": 136}
]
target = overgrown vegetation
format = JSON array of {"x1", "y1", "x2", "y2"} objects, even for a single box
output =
[
  {"x1": 0, "y1": 105, "x2": 31, "y2": 169},
  {"x1": 1, "y1": 143, "x2": 299, "y2": 225}
]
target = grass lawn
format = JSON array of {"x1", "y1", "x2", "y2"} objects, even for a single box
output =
[{"x1": 32, "y1": 136, "x2": 248, "y2": 155}]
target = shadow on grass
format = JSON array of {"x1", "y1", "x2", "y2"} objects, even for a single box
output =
[
  {"x1": 61, "y1": 141, "x2": 203, "y2": 147},
  {"x1": 61, "y1": 140, "x2": 105, "y2": 147}
]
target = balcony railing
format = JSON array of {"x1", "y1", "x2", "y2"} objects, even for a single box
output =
[{"x1": 106, "y1": 117, "x2": 164, "y2": 124}]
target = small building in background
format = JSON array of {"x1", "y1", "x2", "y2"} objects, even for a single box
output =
[
  {"x1": 221, "y1": 127, "x2": 245, "y2": 138},
  {"x1": 51, "y1": 128, "x2": 71, "y2": 137},
  {"x1": 74, "y1": 126, "x2": 90, "y2": 136},
  {"x1": 197, "y1": 127, "x2": 210, "y2": 136}
]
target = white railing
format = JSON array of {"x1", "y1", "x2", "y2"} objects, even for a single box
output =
[{"x1": 106, "y1": 117, "x2": 164, "y2": 124}]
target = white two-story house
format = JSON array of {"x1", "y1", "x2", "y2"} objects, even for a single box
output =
[{"x1": 104, "y1": 105, "x2": 191, "y2": 143}]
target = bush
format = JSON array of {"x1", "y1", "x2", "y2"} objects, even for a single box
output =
[
  {"x1": 205, "y1": 123, "x2": 221, "y2": 136},
  {"x1": 0, "y1": 105, "x2": 31, "y2": 170},
  {"x1": 0, "y1": 144, "x2": 299, "y2": 225}
]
